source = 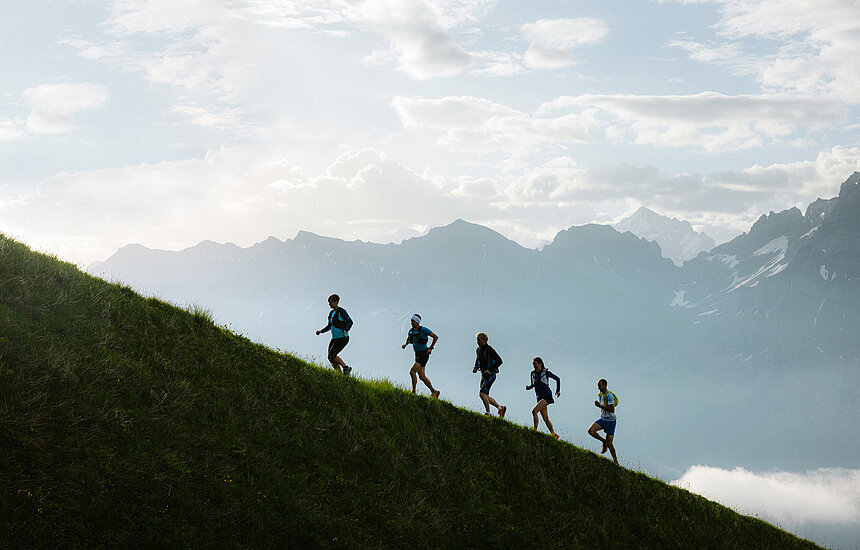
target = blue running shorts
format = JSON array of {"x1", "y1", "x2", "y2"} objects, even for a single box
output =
[{"x1": 595, "y1": 418, "x2": 616, "y2": 436}]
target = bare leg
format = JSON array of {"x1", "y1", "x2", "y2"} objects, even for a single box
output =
[
  {"x1": 331, "y1": 355, "x2": 347, "y2": 371},
  {"x1": 532, "y1": 400, "x2": 548, "y2": 430},
  {"x1": 479, "y1": 392, "x2": 501, "y2": 413},
  {"x1": 589, "y1": 422, "x2": 613, "y2": 456},
  {"x1": 539, "y1": 407, "x2": 555, "y2": 435},
  {"x1": 410, "y1": 363, "x2": 435, "y2": 393},
  {"x1": 479, "y1": 392, "x2": 491, "y2": 413},
  {"x1": 415, "y1": 364, "x2": 435, "y2": 392},
  {"x1": 588, "y1": 423, "x2": 606, "y2": 444},
  {"x1": 606, "y1": 434, "x2": 618, "y2": 463}
]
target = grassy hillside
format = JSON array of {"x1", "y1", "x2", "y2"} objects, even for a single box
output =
[{"x1": 0, "y1": 234, "x2": 820, "y2": 549}]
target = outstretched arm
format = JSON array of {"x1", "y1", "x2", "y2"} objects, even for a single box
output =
[{"x1": 316, "y1": 317, "x2": 332, "y2": 335}]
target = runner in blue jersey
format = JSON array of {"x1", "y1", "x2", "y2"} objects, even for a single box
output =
[
  {"x1": 473, "y1": 332, "x2": 506, "y2": 417},
  {"x1": 525, "y1": 357, "x2": 560, "y2": 439},
  {"x1": 315, "y1": 294, "x2": 353, "y2": 376},
  {"x1": 588, "y1": 378, "x2": 618, "y2": 463},
  {"x1": 401, "y1": 314, "x2": 440, "y2": 398}
]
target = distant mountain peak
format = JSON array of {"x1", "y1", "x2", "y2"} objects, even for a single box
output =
[
  {"x1": 291, "y1": 230, "x2": 344, "y2": 246},
  {"x1": 631, "y1": 206, "x2": 682, "y2": 223},
  {"x1": 837, "y1": 171, "x2": 860, "y2": 205},
  {"x1": 435, "y1": 218, "x2": 494, "y2": 233},
  {"x1": 805, "y1": 197, "x2": 837, "y2": 224},
  {"x1": 840, "y1": 171, "x2": 860, "y2": 192},
  {"x1": 189, "y1": 240, "x2": 241, "y2": 252},
  {"x1": 614, "y1": 208, "x2": 714, "y2": 266},
  {"x1": 417, "y1": 219, "x2": 526, "y2": 250},
  {"x1": 545, "y1": 223, "x2": 669, "y2": 267},
  {"x1": 748, "y1": 207, "x2": 804, "y2": 242}
]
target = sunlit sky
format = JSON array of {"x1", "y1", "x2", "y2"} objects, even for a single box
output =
[{"x1": 2, "y1": 0, "x2": 860, "y2": 265}]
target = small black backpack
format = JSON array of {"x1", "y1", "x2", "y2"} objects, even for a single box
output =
[{"x1": 331, "y1": 308, "x2": 353, "y2": 331}]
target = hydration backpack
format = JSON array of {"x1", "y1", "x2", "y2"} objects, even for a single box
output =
[
  {"x1": 409, "y1": 327, "x2": 428, "y2": 346},
  {"x1": 600, "y1": 391, "x2": 619, "y2": 407},
  {"x1": 331, "y1": 308, "x2": 353, "y2": 332}
]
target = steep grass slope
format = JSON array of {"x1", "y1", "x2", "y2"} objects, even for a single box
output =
[{"x1": 0, "y1": 234, "x2": 820, "y2": 549}]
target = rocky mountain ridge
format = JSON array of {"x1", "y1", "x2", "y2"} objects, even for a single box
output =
[
  {"x1": 88, "y1": 174, "x2": 860, "y2": 479},
  {"x1": 91, "y1": 174, "x2": 860, "y2": 369}
]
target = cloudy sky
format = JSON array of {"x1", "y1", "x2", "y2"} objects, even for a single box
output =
[
  {"x1": 673, "y1": 465, "x2": 860, "y2": 548},
  {"x1": 2, "y1": 0, "x2": 860, "y2": 265}
]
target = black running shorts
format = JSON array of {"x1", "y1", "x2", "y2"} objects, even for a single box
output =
[
  {"x1": 327, "y1": 337, "x2": 349, "y2": 363},
  {"x1": 414, "y1": 349, "x2": 431, "y2": 367},
  {"x1": 536, "y1": 394, "x2": 554, "y2": 405}
]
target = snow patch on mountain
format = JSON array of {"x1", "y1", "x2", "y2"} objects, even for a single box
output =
[
  {"x1": 670, "y1": 290, "x2": 690, "y2": 307},
  {"x1": 754, "y1": 235, "x2": 789, "y2": 256},
  {"x1": 768, "y1": 263, "x2": 789, "y2": 277},
  {"x1": 708, "y1": 254, "x2": 739, "y2": 268},
  {"x1": 801, "y1": 226, "x2": 819, "y2": 239},
  {"x1": 727, "y1": 238, "x2": 789, "y2": 292}
]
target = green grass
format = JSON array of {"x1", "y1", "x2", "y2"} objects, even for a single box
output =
[{"x1": 0, "y1": 234, "x2": 821, "y2": 549}]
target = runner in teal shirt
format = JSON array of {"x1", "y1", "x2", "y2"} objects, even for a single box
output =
[
  {"x1": 315, "y1": 294, "x2": 353, "y2": 376},
  {"x1": 401, "y1": 314, "x2": 440, "y2": 398}
]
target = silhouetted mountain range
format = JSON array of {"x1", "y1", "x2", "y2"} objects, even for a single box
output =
[
  {"x1": 93, "y1": 173, "x2": 860, "y2": 370},
  {"x1": 90, "y1": 173, "x2": 860, "y2": 477}
]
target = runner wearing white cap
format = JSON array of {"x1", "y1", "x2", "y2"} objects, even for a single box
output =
[{"x1": 401, "y1": 314, "x2": 440, "y2": 398}]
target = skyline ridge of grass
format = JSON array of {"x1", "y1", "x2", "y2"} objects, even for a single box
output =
[{"x1": 0, "y1": 233, "x2": 821, "y2": 548}]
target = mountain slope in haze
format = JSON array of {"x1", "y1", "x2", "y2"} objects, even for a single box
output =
[
  {"x1": 91, "y1": 173, "x2": 860, "y2": 369},
  {"x1": 615, "y1": 207, "x2": 715, "y2": 266},
  {"x1": 675, "y1": 172, "x2": 860, "y2": 363},
  {"x1": 0, "y1": 234, "x2": 822, "y2": 549},
  {"x1": 92, "y1": 217, "x2": 687, "y2": 367},
  {"x1": 86, "y1": 174, "x2": 860, "y2": 489}
]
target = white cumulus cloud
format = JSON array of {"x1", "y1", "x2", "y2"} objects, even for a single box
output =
[
  {"x1": 0, "y1": 118, "x2": 26, "y2": 142},
  {"x1": 171, "y1": 103, "x2": 243, "y2": 128},
  {"x1": 392, "y1": 95, "x2": 596, "y2": 156},
  {"x1": 667, "y1": 0, "x2": 860, "y2": 103},
  {"x1": 391, "y1": 91, "x2": 846, "y2": 155},
  {"x1": 538, "y1": 92, "x2": 847, "y2": 152},
  {"x1": 5, "y1": 143, "x2": 859, "y2": 265},
  {"x1": 22, "y1": 82, "x2": 110, "y2": 135},
  {"x1": 360, "y1": 0, "x2": 473, "y2": 79},
  {"x1": 672, "y1": 465, "x2": 860, "y2": 526},
  {"x1": 521, "y1": 17, "x2": 609, "y2": 70}
]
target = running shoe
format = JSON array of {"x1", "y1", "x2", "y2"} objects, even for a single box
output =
[
  {"x1": 342, "y1": 365, "x2": 352, "y2": 376},
  {"x1": 484, "y1": 412, "x2": 491, "y2": 416},
  {"x1": 432, "y1": 390, "x2": 440, "y2": 399},
  {"x1": 498, "y1": 405, "x2": 506, "y2": 418},
  {"x1": 553, "y1": 433, "x2": 560, "y2": 440}
]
